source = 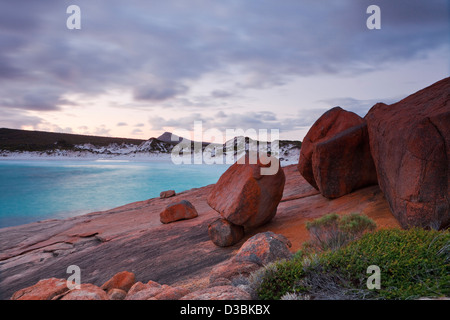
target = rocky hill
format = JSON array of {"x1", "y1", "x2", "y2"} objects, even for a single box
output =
[{"x1": 0, "y1": 129, "x2": 301, "y2": 164}]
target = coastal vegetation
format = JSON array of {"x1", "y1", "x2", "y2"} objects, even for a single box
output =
[{"x1": 249, "y1": 213, "x2": 449, "y2": 300}]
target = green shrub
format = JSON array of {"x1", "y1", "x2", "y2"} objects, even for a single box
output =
[
  {"x1": 305, "y1": 212, "x2": 376, "y2": 252},
  {"x1": 249, "y1": 258, "x2": 306, "y2": 300},
  {"x1": 319, "y1": 228, "x2": 450, "y2": 299},
  {"x1": 250, "y1": 228, "x2": 449, "y2": 300}
]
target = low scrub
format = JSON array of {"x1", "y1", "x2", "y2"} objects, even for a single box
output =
[
  {"x1": 251, "y1": 227, "x2": 449, "y2": 300},
  {"x1": 305, "y1": 212, "x2": 376, "y2": 252}
]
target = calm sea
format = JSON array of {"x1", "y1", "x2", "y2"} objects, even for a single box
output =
[{"x1": 0, "y1": 160, "x2": 230, "y2": 228}]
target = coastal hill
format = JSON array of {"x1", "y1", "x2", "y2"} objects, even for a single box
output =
[
  {"x1": 0, "y1": 128, "x2": 302, "y2": 164},
  {"x1": 0, "y1": 128, "x2": 146, "y2": 152}
]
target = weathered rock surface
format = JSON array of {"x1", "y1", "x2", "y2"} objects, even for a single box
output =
[
  {"x1": 58, "y1": 283, "x2": 108, "y2": 300},
  {"x1": 160, "y1": 200, "x2": 199, "y2": 224},
  {"x1": 312, "y1": 122, "x2": 378, "y2": 198},
  {"x1": 298, "y1": 107, "x2": 377, "y2": 198},
  {"x1": 1, "y1": 163, "x2": 399, "y2": 300},
  {"x1": 127, "y1": 281, "x2": 161, "y2": 297},
  {"x1": 234, "y1": 232, "x2": 292, "y2": 266},
  {"x1": 153, "y1": 286, "x2": 190, "y2": 300},
  {"x1": 180, "y1": 285, "x2": 251, "y2": 300},
  {"x1": 209, "y1": 260, "x2": 260, "y2": 286},
  {"x1": 10, "y1": 278, "x2": 69, "y2": 300},
  {"x1": 207, "y1": 152, "x2": 285, "y2": 228},
  {"x1": 125, "y1": 284, "x2": 168, "y2": 300},
  {"x1": 107, "y1": 288, "x2": 127, "y2": 300},
  {"x1": 365, "y1": 77, "x2": 450, "y2": 229},
  {"x1": 298, "y1": 107, "x2": 364, "y2": 189},
  {"x1": 208, "y1": 218, "x2": 245, "y2": 247}
]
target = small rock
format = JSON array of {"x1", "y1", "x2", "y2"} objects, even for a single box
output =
[
  {"x1": 101, "y1": 270, "x2": 135, "y2": 293},
  {"x1": 208, "y1": 218, "x2": 245, "y2": 247},
  {"x1": 160, "y1": 200, "x2": 199, "y2": 224},
  {"x1": 107, "y1": 288, "x2": 127, "y2": 300},
  {"x1": 127, "y1": 280, "x2": 161, "y2": 298},
  {"x1": 160, "y1": 190, "x2": 176, "y2": 199},
  {"x1": 234, "y1": 232, "x2": 292, "y2": 266}
]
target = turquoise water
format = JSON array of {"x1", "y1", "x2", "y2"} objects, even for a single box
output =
[{"x1": 0, "y1": 160, "x2": 230, "y2": 228}]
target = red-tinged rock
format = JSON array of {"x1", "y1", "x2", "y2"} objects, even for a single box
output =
[
  {"x1": 107, "y1": 288, "x2": 127, "y2": 300},
  {"x1": 101, "y1": 270, "x2": 135, "y2": 293},
  {"x1": 125, "y1": 285, "x2": 168, "y2": 300},
  {"x1": 180, "y1": 285, "x2": 251, "y2": 300},
  {"x1": 160, "y1": 200, "x2": 198, "y2": 224},
  {"x1": 312, "y1": 122, "x2": 378, "y2": 198},
  {"x1": 59, "y1": 284, "x2": 108, "y2": 300},
  {"x1": 209, "y1": 259, "x2": 260, "y2": 285},
  {"x1": 126, "y1": 280, "x2": 161, "y2": 298},
  {"x1": 153, "y1": 286, "x2": 190, "y2": 300},
  {"x1": 365, "y1": 77, "x2": 450, "y2": 229},
  {"x1": 160, "y1": 190, "x2": 176, "y2": 199},
  {"x1": 297, "y1": 107, "x2": 377, "y2": 198},
  {"x1": 10, "y1": 278, "x2": 69, "y2": 300},
  {"x1": 208, "y1": 218, "x2": 245, "y2": 247},
  {"x1": 298, "y1": 106, "x2": 365, "y2": 190},
  {"x1": 234, "y1": 232, "x2": 292, "y2": 266},
  {"x1": 207, "y1": 152, "x2": 285, "y2": 228}
]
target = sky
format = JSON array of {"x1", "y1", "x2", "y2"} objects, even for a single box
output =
[{"x1": 0, "y1": 0, "x2": 449, "y2": 142}]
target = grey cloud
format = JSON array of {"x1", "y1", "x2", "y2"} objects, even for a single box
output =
[
  {"x1": 117, "y1": 122, "x2": 128, "y2": 127},
  {"x1": 0, "y1": 108, "x2": 43, "y2": 129},
  {"x1": 131, "y1": 128, "x2": 143, "y2": 135},
  {"x1": 211, "y1": 90, "x2": 234, "y2": 98},
  {"x1": 134, "y1": 82, "x2": 189, "y2": 102},
  {"x1": 148, "y1": 109, "x2": 323, "y2": 136},
  {"x1": 94, "y1": 125, "x2": 111, "y2": 136},
  {"x1": 148, "y1": 113, "x2": 212, "y2": 131},
  {"x1": 0, "y1": 0, "x2": 447, "y2": 114}
]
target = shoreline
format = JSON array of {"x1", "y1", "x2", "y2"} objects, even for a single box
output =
[
  {"x1": 0, "y1": 152, "x2": 299, "y2": 165},
  {"x1": 0, "y1": 164, "x2": 400, "y2": 300},
  {"x1": 0, "y1": 155, "x2": 299, "y2": 230}
]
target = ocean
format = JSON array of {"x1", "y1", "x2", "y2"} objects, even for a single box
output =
[{"x1": 0, "y1": 160, "x2": 230, "y2": 228}]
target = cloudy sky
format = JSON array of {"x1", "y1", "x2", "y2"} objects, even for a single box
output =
[{"x1": 0, "y1": 0, "x2": 448, "y2": 141}]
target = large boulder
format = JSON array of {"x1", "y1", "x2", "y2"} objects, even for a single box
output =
[
  {"x1": 365, "y1": 77, "x2": 450, "y2": 229},
  {"x1": 298, "y1": 106, "x2": 378, "y2": 198},
  {"x1": 160, "y1": 200, "x2": 198, "y2": 224},
  {"x1": 207, "y1": 152, "x2": 285, "y2": 228}
]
